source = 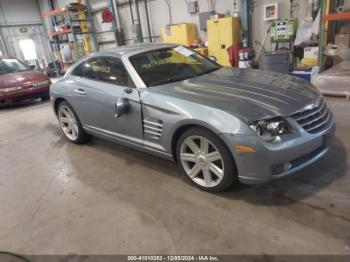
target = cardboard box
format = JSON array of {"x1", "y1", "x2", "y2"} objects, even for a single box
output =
[
  {"x1": 304, "y1": 46, "x2": 319, "y2": 59},
  {"x1": 335, "y1": 34, "x2": 350, "y2": 47}
]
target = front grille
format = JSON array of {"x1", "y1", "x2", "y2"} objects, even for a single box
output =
[{"x1": 291, "y1": 97, "x2": 332, "y2": 134}]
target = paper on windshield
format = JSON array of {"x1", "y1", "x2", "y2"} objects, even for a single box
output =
[{"x1": 174, "y1": 46, "x2": 194, "y2": 57}]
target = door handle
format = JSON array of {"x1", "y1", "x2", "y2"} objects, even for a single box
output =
[{"x1": 74, "y1": 88, "x2": 86, "y2": 95}]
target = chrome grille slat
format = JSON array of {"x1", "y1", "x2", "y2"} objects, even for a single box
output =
[
  {"x1": 301, "y1": 106, "x2": 329, "y2": 127},
  {"x1": 305, "y1": 110, "x2": 331, "y2": 132},
  {"x1": 292, "y1": 98, "x2": 323, "y2": 116},
  {"x1": 291, "y1": 98, "x2": 331, "y2": 134},
  {"x1": 295, "y1": 101, "x2": 326, "y2": 122}
]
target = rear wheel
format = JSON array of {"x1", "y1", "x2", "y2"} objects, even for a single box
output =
[
  {"x1": 57, "y1": 101, "x2": 90, "y2": 144},
  {"x1": 176, "y1": 127, "x2": 237, "y2": 192}
]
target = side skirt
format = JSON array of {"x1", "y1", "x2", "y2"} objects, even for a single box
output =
[{"x1": 83, "y1": 126, "x2": 174, "y2": 161}]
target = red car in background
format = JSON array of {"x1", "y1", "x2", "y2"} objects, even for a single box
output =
[{"x1": 0, "y1": 56, "x2": 51, "y2": 105}]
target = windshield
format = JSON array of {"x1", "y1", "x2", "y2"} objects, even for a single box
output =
[
  {"x1": 129, "y1": 46, "x2": 221, "y2": 87},
  {"x1": 0, "y1": 58, "x2": 30, "y2": 75}
]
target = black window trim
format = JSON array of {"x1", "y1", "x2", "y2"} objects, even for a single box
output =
[
  {"x1": 128, "y1": 46, "x2": 222, "y2": 87},
  {"x1": 128, "y1": 46, "x2": 222, "y2": 70},
  {"x1": 71, "y1": 56, "x2": 135, "y2": 88}
]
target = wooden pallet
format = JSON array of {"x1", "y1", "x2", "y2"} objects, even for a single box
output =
[{"x1": 321, "y1": 90, "x2": 350, "y2": 100}]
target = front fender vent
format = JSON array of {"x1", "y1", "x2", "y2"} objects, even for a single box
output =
[{"x1": 143, "y1": 119, "x2": 163, "y2": 140}]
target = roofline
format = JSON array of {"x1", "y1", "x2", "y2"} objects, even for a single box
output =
[
  {"x1": 99, "y1": 43, "x2": 178, "y2": 58},
  {"x1": 123, "y1": 43, "x2": 178, "y2": 58},
  {"x1": 64, "y1": 43, "x2": 183, "y2": 88},
  {"x1": 66, "y1": 43, "x2": 180, "y2": 75}
]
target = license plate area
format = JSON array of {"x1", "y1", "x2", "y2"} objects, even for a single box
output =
[{"x1": 322, "y1": 126, "x2": 334, "y2": 148}]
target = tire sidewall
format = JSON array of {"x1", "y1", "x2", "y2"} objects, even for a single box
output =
[{"x1": 57, "y1": 101, "x2": 88, "y2": 144}]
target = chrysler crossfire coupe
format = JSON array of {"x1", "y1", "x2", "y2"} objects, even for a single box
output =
[{"x1": 51, "y1": 44, "x2": 335, "y2": 192}]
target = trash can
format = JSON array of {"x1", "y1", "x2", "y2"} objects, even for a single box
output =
[{"x1": 262, "y1": 51, "x2": 290, "y2": 74}]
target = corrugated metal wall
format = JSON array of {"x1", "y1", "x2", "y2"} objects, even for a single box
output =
[{"x1": 0, "y1": 0, "x2": 52, "y2": 63}]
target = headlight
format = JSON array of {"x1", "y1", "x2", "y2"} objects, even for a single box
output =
[
  {"x1": 0, "y1": 86, "x2": 23, "y2": 93},
  {"x1": 249, "y1": 117, "x2": 291, "y2": 143}
]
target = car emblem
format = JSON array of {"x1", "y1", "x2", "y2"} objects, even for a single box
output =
[{"x1": 305, "y1": 99, "x2": 320, "y2": 110}]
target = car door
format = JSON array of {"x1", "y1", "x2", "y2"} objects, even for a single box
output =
[{"x1": 71, "y1": 56, "x2": 143, "y2": 145}]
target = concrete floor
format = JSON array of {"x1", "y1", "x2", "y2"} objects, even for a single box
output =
[{"x1": 0, "y1": 97, "x2": 349, "y2": 255}]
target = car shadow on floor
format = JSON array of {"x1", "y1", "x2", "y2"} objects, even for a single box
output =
[
  {"x1": 57, "y1": 127, "x2": 347, "y2": 207},
  {"x1": 217, "y1": 136, "x2": 348, "y2": 206},
  {"x1": 85, "y1": 137, "x2": 180, "y2": 179},
  {"x1": 0, "y1": 98, "x2": 49, "y2": 112}
]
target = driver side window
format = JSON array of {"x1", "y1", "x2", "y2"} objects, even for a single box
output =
[{"x1": 72, "y1": 57, "x2": 131, "y2": 87}]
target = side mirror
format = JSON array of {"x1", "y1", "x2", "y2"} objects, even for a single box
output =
[
  {"x1": 208, "y1": 56, "x2": 217, "y2": 62},
  {"x1": 29, "y1": 65, "x2": 35, "y2": 70},
  {"x1": 115, "y1": 98, "x2": 129, "y2": 118}
]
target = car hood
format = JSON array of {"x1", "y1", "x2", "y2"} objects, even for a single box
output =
[
  {"x1": 150, "y1": 67, "x2": 321, "y2": 121},
  {"x1": 0, "y1": 70, "x2": 48, "y2": 89}
]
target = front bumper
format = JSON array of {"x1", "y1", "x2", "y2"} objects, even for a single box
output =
[
  {"x1": 0, "y1": 85, "x2": 50, "y2": 105},
  {"x1": 219, "y1": 117, "x2": 336, "y2": 184}
]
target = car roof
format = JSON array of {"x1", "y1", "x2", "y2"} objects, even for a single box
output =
[
  {"x1": 97, "y1": 43, "x2": 178, "y2": 57},
  {"x1": 65, "y1": 43, "x2": 180, "y2": 77}
]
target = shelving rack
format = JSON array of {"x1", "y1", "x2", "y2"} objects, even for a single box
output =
[
  {"x1": 323, "y1": 11, "x2": 350, "y2": 21},
  {"x1": 42, "y1": 3, "x2": 97, "y2": 63},
  {"x1": 318, "y1": 0, "x2": 350, "y2": 71}
]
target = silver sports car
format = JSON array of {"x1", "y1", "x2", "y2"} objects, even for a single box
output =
[{"x1": 51, "y1": 43, "x2": 335, "y2": 192}]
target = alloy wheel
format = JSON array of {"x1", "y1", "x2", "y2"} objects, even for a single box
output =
[
  {"x1": 58, "y1": 105, "x2": 79, "y2": 141},
  {"x1": 180, "y1": 135, "x2": 224, "y2": 188}
]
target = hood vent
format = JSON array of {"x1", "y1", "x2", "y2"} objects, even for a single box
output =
[{"x1": 143, "y1": 119, "x2": 163, "y2": 140}]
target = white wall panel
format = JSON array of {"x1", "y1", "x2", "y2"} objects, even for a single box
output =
[
  {"x1": 0, "y1": 0, "x2": 41, "y2": 24},
  {"x1": 0, "y1": 0, "x2": 52, "y2": 60}
]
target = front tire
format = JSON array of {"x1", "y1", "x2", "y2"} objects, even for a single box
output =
[
  {"x1": 57, "y1": 101, "x2": 90, "y2": 144},
  {"x1": 176, "y1": 127, "x2": 237, "y2": 192}
]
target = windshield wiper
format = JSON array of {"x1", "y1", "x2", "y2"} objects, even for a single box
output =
[
  {"x1": 209, "y1": 67, "x2": 220, "y2": 72},
  {"x1": 12, "y1": 69, "x2": 28, "y2": 72},
  {"x1": 149, "y1": 75, "x2": 192, "y2": 86},
  {"x1": 204, "y1": 67, "x2": 220, "y2": 74},
  {"x1": 149, "y1": 78, "x2": 173, "y2": 86}
]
